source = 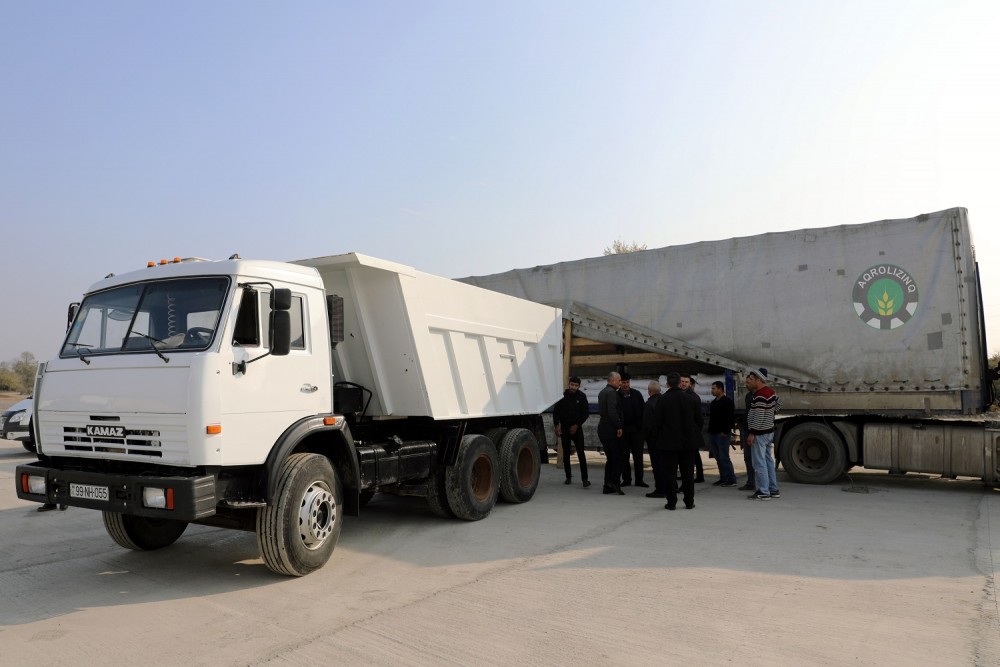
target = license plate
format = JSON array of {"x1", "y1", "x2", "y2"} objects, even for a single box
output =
[{"x1": 70, "y1": 483, "x2": 109, "y2": 502}]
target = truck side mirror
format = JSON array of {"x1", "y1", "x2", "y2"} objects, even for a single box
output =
[
  {"x1": 273, "y1": 288, "x2": 292, "y2": 311},
  {"x1": 271, "y1": 310, "x2": 291, "y2": 356}
]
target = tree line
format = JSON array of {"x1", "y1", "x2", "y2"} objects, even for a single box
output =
[{"x1": 0, "y1": 352, "x2": 38, "y2": 394}]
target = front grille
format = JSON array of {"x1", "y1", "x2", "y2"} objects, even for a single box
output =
[
  {"x1": 41, "y1": 413, "x2": 190, "y2": 464},
  {"x1": 62, "y1": 425, "x2": 163, "y2": 457}
]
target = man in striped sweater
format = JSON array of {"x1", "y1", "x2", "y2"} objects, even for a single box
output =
[{"x1": 745, "y1": 368, "x2": 781, "y2": 501}]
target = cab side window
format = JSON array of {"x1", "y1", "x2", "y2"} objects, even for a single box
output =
[{"x1": 232, "y1": 289, "x2": 260, "y2": 347}]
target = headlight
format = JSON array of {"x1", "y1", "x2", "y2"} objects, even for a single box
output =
[{"x1": 10, "y1": 410, "x2": 28, "y2": 424}]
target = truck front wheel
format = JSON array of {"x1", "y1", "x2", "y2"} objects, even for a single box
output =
[
  {"x1": 103, "y1": 512, "x2": 188, "y2": 551},
  {"x1": 498, "y1": 428, "x2": 540, "y2": 503},
  {"x1": 257, "y1": 453, "x2": 343, "y2": 576},
  {"x1": 779, "y1": 422, "x2": 847, "y2": 484},
  {"x1": 445, "y1": 434, "x2": 499, "y2": 521}
]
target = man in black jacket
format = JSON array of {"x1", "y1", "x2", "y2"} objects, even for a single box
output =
[
  {"x1": 641, "y1": 380, "x2": 668, "y2": 498},
  {"x1": 652, "y1": 373, "x2": 704, "y2": 510},
  {"x1": 553, "y1": 376, "x2": 591, "y2": 487},
  {"x1": 598, "y1": 371, "x2": 625, "y2": 495},
  {"x1": 618, "y1": 372, "x2": 647, "y2": 488}
]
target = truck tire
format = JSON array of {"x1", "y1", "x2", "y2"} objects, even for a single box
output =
[
  {"x1": 779, "y1": 422, "x2": 847, "y2": 484},
  {"x1": 102, "y1": 512, "x2": 188, "y2": 551},
  {"x1": 445, "y1": 434, "x2": 499, "y2": 521},
  {"x1": 22, "y1": 440, "x2": 37, "y2": 454},
  {"x1": 256, "y1": 453, "x2": 343, "y2": 576},
  {"x1": 425, "y1": 466, "x2": 455, "y2": 518},
  {"x1": 497, "y1": 428, "x2": 540, "y2": 503},
  {"x1": 482, "y1": 427, "x2": 508, "y2": 447}
]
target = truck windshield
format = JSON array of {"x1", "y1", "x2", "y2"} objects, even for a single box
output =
[{"x1": 61, "y1": 278, "x2": 230, "y2": 357}]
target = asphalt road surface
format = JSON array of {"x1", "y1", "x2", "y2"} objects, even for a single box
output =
[{"x1": 2, "y1": 439, "x2": 999, "y2": 666}]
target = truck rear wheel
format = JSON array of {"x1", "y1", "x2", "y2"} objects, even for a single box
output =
[
  {"x1": 498, "y1": 428, "x2": 540, "y2": 503},
  {"x1": 445, "y1": 434, "x2": 499, "y2": 521},
  {"x1": 426, "y1": 466, "x2": 455, "y2": 518},
  {"x1": 256, "y1": 453, "x2": 343, "y2": 576},
  {"x1": 779, "y1": 422, "x2": 847, "y2": 484},
  {"x1": 103, "y1": 512, "x2": 188, "y2": 551},
  {"x1": 482, "y1": 427, "x2": 508, "y2": 447}
]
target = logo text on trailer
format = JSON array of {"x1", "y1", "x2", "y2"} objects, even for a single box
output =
[{"x1": 853, "y1": 264, "x2": 919, "y2": 330}]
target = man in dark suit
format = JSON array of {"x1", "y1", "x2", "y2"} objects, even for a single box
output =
[{"x1": 651, "y1": 372, "x2": 704, "y2": 510}]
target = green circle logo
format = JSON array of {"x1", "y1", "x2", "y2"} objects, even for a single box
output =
[{"x1": 853, "y1": 265, "x2": 918, "y2": 330}]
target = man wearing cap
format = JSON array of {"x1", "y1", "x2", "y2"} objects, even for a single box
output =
[
  {"x1": 553, "y1": 376, "x2": 591, "y2": 488},
  {"x1": 745, "y1": 368, "x2": 781, "y2": 501}
]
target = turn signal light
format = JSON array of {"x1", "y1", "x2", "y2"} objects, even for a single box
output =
[{"x1": 206, "y1": 424, "x2": 222, "y2": 434}]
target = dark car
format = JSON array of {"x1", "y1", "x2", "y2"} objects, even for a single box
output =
[{"x1": 1, "y1": 397, "x2": 35, "y2": 453}]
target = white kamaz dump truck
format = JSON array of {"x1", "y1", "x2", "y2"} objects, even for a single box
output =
[{"x1": 16, "y1": 253, "x2": 562, "y2": 575}]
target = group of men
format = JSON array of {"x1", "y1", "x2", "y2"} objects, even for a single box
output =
[{"x1": 551, "y1": 367, "x2": 781, "y2": 511}]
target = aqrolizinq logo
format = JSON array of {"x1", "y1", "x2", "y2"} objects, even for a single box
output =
[{"x1": 853, "y1": 264, "x2": 919, "y2": 330}]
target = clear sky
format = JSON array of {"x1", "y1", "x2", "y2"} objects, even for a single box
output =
[{"x1": 2, "y1": 0, "x2": 999, "y2": 363}]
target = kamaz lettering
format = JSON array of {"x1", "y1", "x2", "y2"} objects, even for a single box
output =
[{"x1": 86, "y1": 425, "x2": 124, "y2": 438}]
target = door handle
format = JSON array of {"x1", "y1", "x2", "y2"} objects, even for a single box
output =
[{"x1": 301, "y1": 384, "x2": 318, "y2": 393}]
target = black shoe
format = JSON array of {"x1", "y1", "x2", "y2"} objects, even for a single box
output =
[
  {"x1": 583, "y1": 480, "x2": 591, "y2": 488},
  {"x1": 37, "y1": 503, "x2": 57, "y2": 512},
  {"x1": 721, "y1": 482, "x2": 737, "y2": 487},
  {"x1": 694, "y1": 477, "x2": 705, "y2": 484},
  {"x1": 738, "y1": 483, "x2": 755, "y2": 491},
  {"x1": 621, "y1": 481, "x2": 632, "y2": 487},
  {"x1": 635, "y1": 481, "x2": 649, "y2": 488},
  {"x1": 712, "y1": 480, "x2": 725, "y2": 486},
  {"x1": 664, "y1": 503, "x2": 676, "y2": 511},
  {"x1": 603, "y1": 486, "x2": 615, "y2": 495},
  {"x1": 645, "y1": 491, "x2": 666, "y2": 498},
  {"x1": 564, "y1": 478, "x2": 572, "y2": 485},
  {"x1": 616, "y1": 486, "x2": 625, "y2": 495},
  {"x1": 770, "y1": 491, "x2": 781, "y2": 498},
  {"x1": 685, "y1": 502, "x2": 695, "y2": 509}
]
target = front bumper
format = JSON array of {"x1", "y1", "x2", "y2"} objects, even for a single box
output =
[{"x1": 15, "y1": 463, "x2": 217, "y2": 521}]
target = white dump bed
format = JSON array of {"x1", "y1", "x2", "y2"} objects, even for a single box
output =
[{"x1": 295, "y1": 253, "x2": 563, "y2": 420}]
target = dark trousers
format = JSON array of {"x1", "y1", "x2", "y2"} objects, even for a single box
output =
[
  {"x1": 599, "y1": 421, "x2": 623, "y2": 491},
  {"x1": 561, "y1": 427, "x2": 588, "y2": 481},
  {"x1": 742, "y1": 443, "x2": 756, "y2": 486},
  {"x1": 665, "y1": 449, "x2": 696, "y2": 507},
  {"x1": 621, "y1": 426, "x2": 644, "y2": 484},
  {"x1": 649, "y1": 447, "x2": 670, "y2": 494},
  {"x1": 678, "y1": 448, "x2": 704, "y2": 481}
]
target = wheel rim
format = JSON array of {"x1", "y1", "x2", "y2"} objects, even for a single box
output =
[
  {"x1": 298, "y1": 481, "x2": 336, "y2": 550},
  {"x1": 516, "y1": 444, "x2": 534, "y2": 487},
  {"x1": 471, "y1": 455, "x2": 494, "y2": 502},
  {"x1": 793, "y1": 438, "x2": 829, "y2": 472}
]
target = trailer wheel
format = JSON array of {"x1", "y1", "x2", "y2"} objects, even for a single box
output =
[
  {"x1": 498, "y1": 428, "x2": 540, "y2": 503},
  {"x1": 256, "y1": 453, "x2": 343, "y2": 576},
  {"x1": 445, "y1": 434, "x2": 499, "y2": 521},
  {"x1": 426, "y1": 466, "x2": 454, "y2": 518},
  {"x1": 102, "y1": 512, "x2": 188, "y2": 551},
  {"x1": 779, "y1": 422, "x2": 847, "y2": 484},
  {"x1": 482, "y1": 427, "x2": 508, "y2": 447}
]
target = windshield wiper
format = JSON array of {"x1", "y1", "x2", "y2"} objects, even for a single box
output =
[
  {"x1": 130, "y1": 332, "x2": 171, "y2": 364},
  {"x1": 66, "y1": 343, "x2": 93, "y2": 365}
]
